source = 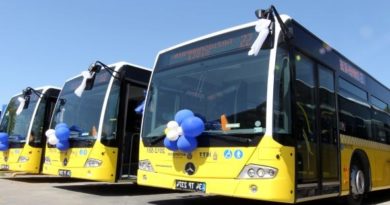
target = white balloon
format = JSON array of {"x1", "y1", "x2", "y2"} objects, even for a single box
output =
[
  {"x1": 45, "y1": 129, "x2": 55, "y2": 138},
  {"x1": 167, "y1": 121, "x2": 179, "y2": 129},
  {"x1": 47, "y1": 135, "x2": 59, "y2": 145},
  {"x1": 166, "y1": 130, "x2": 179, "y2": 141},
  {"x1": 176, "y1": 127, "x2": 183, "y2": 136}
]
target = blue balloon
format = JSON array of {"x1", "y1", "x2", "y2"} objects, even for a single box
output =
[
  {"x1": 0, "y1": 142, "x2": 8, "y2": 151},
  {"x1": 55, "y1": 126, "x2": 70, "y2": 141},
  {"x1": 181, "y1": 116, "x2": 205, "y2": 138},
  {"x1": 163, "y1": 137, "x2": 178, "y2": 151},
  {"x1": 177, "y1": 136, "x2": 198, "y2": 153},
  {"x1": 56, "y1": 140, "x2": 69, "y2": 151},
  {"x1": 174, "y1": 109, "x2": 194, "y2": 125},
  {"x1": 55, "y1": 123, "x2": 68, "y2": 130},
  {"x1": 0, "y1": 139, "x2": 8, "y2": 145},
  {"x1": 0, "y1": 132, "x2": 8, "y2": 142}
]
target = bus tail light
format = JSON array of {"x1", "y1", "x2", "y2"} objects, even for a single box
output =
[
  {"x1": 84, "y1": 158, "x2": 102, "y2": 167},
  {"x1": 238, "y1": 164, "x2": 278, "y2": 179},
  {"x1": 18, "y1": 156, "x2": 29, "y2": 163},
  {"x1": 139, "y1": 159, "x2": 154, "y2": 172}
]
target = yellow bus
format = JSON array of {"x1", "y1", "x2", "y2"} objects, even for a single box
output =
[
  {"x1": 0, "y1": 86, "x2": 60, "y2": 174},
  {"x1": 42, "y1": 61, "x2": 151, "y2": 182},
  {"x1": 138, "y1": 6, "x2": 390, "y2": 204}
]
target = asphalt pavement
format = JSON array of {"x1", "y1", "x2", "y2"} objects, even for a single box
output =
[{"x1": 0, "y1": 173, "x2": 389, "y2": 205}]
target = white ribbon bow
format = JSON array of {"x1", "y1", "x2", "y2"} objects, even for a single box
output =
[
  {"x1": 16, "y1": 97, "x2": 26, "y2": 115},
  {"x1": 74, "y1": 71, "x2": 93, "y2": 97},
  {"x1": 248, "y1": 19, "x2": 272, "y2": 56}
]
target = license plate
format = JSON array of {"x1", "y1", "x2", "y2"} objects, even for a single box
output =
[
  {"x1": 0, "y1": 164, "x2": 9, "y2": 170},
  {"x1": 58, "y1": 169, "x2": 71, "y2": 177},
  {"x1": 175, "y1": 180, "x2": 206, "y2": 192}
]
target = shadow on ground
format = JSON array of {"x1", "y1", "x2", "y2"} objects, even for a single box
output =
[
  {"x1": 54, "y1": 183, "x2": 181, "y2": 197},
  {"x1": 2, "y1": 175, "x2": 88, "y2": 183},
  {"x1": 149, "y1": 190, "x2": 390, "y2": 205}
]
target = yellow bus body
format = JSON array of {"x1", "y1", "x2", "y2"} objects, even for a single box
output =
[
  {"x1": 42, "y1": 141, "x2": 118, "y2": 182},
  {"x1": 0, "y1": 145, "x2": 42, "y2": 173},
  {"x1": 340, "y1": 134, "x2": 390, "y2": 196},
  {"x1": 138, "y1": 136, "x2": 296, "y2": 203}
]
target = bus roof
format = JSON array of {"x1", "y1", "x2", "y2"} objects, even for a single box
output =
[
  {"x1": 11, "y1": 86, "x2": 61, "y2": 98},
  {"x1": 153, "y1": 13, "x2": 389, "y2": 102},
  {"x1": 64, "y1": 61, "x2": 151, "y2": 83}
]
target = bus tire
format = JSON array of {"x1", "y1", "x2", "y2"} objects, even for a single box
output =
[{"x1": 347, "y1": 162, "x2": 366, "y2": 205}]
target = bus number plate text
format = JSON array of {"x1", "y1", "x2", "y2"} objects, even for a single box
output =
[
  {"x1": 175, "y1": 180, "x2": 206, "y2": 192},
  {"x1": 58, "y1": 169, "x2": 71, "y2": 177},
  {"x1": 0, "y1": 164, "x2": 9, "y2": 170}
]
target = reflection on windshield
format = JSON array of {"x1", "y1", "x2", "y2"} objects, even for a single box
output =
[
  {"x1": 0, "y1": 94, "x2": 39, "y2": 146},
  {"x1": 51, "y1": 70, "x2": 111, "y2": 146},
  {"x1": 143, "y1": 49, "x2": 270, "y2": 139}
]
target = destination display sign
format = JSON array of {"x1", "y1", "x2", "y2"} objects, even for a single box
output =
[
  {"x1": 157, "y1": 26, "x2": 265, "y2": 69},
  {"x1": 339, "y1": 59, "x2": 366, "y2": 85}
]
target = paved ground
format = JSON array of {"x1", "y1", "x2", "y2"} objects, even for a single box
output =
[{"x1": 0, "y1": 173, "x2": 390, "y2": 205}]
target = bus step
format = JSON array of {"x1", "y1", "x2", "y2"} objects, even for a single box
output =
[{"x1": 118, "y1": 175, "x2": 137, "y2": 182}]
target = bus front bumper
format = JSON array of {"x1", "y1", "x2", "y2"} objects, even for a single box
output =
[
  {"x1": 137, "y1": 170, "x2": 295, "y2": 203},
  {"x1": 42, "y1": 164, "x2": 115, "y2": 182}
]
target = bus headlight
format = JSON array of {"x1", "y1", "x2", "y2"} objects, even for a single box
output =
[
  {"x1": 139, "y1": 159, "x2": 154, "y2": 172},
  {"x1": 84, "y1": 158, "x2": 102, "y2": 167},
  {"x1": 18, "y1": 156, "x2": 29, "y2": 163},
  {"x1": 238, "y1": 164, "x2": 278, "y2": 179}
]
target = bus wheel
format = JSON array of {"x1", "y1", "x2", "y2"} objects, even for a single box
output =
[{"x1": 347, "y1": 164, "x2": 365, "y2": 205}]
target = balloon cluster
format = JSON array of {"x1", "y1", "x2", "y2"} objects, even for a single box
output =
[
  {"x1": 0, "y1": 132, "x2": 9, "y2": 151},
  {"x1": 45, "y1": 123, "x2": 70, "y2": 151},
  {"x1": 164, "y1": 109, "x2": 205, "y2": 153}
]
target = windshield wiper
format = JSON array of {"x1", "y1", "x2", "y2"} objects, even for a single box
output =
[
  {"x1": 69, "y1": 136, "x2": 95, "y2": 141},
  {"x1": 202, "y1": 132, "x2": 256, "y2": 144}
]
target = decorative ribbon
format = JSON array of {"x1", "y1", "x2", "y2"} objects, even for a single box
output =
[
  {"x1": 248, "y1": 19, "x2": 271, "y2": 56},
  {"x1": 74, "y1": 71, "x2": 93, "y2": 97},
  {"x1": 16, "y1": 97, "x2": 26, "y2": 115}
]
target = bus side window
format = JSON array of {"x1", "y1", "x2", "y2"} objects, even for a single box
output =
[
  {"x1": 29, "y1": 99, "x2": 47, "y2": 146},
  {"x1": 371, "y1": 109, "x2": 386, "y2": 143},
  {"x1": 338, "y1": 78, "x2": 371, "y2": 139}
]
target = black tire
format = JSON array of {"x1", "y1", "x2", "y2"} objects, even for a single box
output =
[{"x1": 347, "y1": 163, "x2": 366, "y2": 205}]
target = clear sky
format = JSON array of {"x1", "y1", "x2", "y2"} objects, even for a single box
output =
[{"x1": 0, "y1": 0, "x2": 389, "y2": 107}]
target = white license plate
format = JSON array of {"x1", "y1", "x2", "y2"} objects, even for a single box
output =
[
  {"x1": 175, "y1": 180, "x2": 206, "y2": 192},
  {"x1": 58, "y1": 169, "x2": 71, "y2": 177}
]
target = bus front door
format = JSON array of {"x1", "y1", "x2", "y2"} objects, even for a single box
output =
[
  {"x1": 294, "y1": 53, "x2": 340, "y2": 200},
  {"x1": 118, "y1": 83, "x2": 146, "y2": 181}
]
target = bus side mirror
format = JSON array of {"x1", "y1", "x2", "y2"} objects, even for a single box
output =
[
  {"x1": 74, "y1": 62, "x2": 102, "y2": 97},
  {"x1": 23, "y1": 96, "x2": 30, "y2": 109},
  {"x1": 255, "y1": 9, "x2": 272, "y2": 19},
  {"x1": 85, "y1": 63, "x2": 102, "y2": 91},
  {"x1": 21, "y1": 88, "x2": 32, "y2": 110}
]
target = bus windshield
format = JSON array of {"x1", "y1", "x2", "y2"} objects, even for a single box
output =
[
  {"x1": 142, "y1": 26, "x2": 271, "y2": 145},
  {"x1": 51, "y1": 69, "x2": 112, "y2": 147},
  {"x1": 0, "y1": 94, "x2": 39, "y2": 147}
]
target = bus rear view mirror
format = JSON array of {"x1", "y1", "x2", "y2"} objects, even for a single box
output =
[{"x1": 85, "y1": 63, "x2": 102, "y2": 91}]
